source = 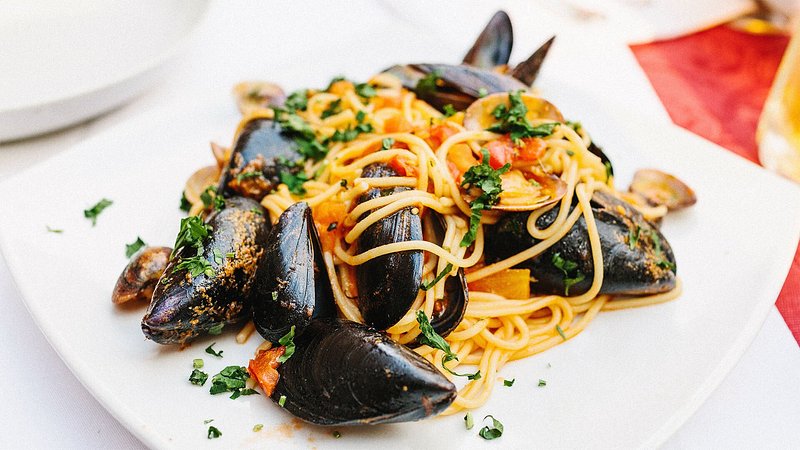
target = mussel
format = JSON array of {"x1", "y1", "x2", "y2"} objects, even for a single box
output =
[
  {"x1": 485, "y1": 191, "x2": 676, "y2": 296},
  {"x1": 354, "y1": 163, "x2": 424, "y2": 330},
  {"x1": 112, "y1": 246, "x2": 172, "y2": 304},
  {"x1": 141, "y1": 197, "x2": 270, "y2": 344},
  {"x1": 462, "y1": 10, "x2": 513, "y2": 69},
  {"x1": 217, "y1": 117, "x2": 302, "y2": 201},
  {"x1": 252, "y1": 202, "x2": 336, "y2": 343},
  {"x1": 269, "y1": 318, "x2": 457, "y2": 425}
]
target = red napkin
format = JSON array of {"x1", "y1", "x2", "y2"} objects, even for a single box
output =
[{"x1": 631, "y1": 26, "x2": 800, "y2": 343}]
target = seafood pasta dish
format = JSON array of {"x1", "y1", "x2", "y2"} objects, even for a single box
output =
[{"x1": 113, "y1": 11, "x2": 695, "y2": 428}]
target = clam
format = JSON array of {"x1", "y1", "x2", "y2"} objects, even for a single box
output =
[
  {"x1": 233, "y1": 81, "x2": 286, "y2": 115},
  {"x1": 463, "y1": 91, "x2": 564, "y2": 131},
  {"x1": 629, "y1": 169, "x2": 696, "y2": 211},
  {"x1": 112, "y1": 246, "x2": 172, "y2": 304}
]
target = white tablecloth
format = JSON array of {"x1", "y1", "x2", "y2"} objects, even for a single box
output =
[{"x1": 1, "y1": 2, "x2": 799, "y2": 448}]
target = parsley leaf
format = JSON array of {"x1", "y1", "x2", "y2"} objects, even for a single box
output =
[
  {"x1": 277, "y1": 326, "x2": 296, "y2": 363},
  {"x1": 381, "y1": 137, "x2": 395, "y2": 150},
  {"x1": 503, "y1": 378, "x2": 515, "y2": 387},
  {"x1": 459, "y1": 148, "x2": 510, "y2": 247},
  {"x1": 46, "y1": 225, "x2": 63, "y2": 234},
  {"x1": 321, "y1": 99, "x2": 342, "y2": 119},
  {"x1": 329, "y1": 112, "x2": 373, "y2": 143},
  {"x1": 193, "y1": 358, "x2": 204, "y2": 369},
  {"x1": 180, "y1": 191, "x2": 192, "y2": 212},
  {"x1": 284, "y1": 90, "x2": 308, "y2": 111},
  {"x1": 208, "y1": 322, "x2": 224, "y2": 335},
  {"x1": 171, "y1": 215, "x2": 211, "y2": 258},
  {"x1": 84, "y1": 198, "x2": 113, "y2": 226},
  {"x1": 278, "y1": 395, "x2": 287, "y2": 407},
  {"x1": 442, "y1": 104, "x2": 457, "y2": 117},
  {"x1": 354, "y1": 83, "x2": 377, "y2": 98},
  {"x1": 280, "y1": 171, "x2": 309, "y2": 195},
  {"x1": 487, "y1": 90, "x2": 559, "y2": 144},
  {"x1": 551, "y1": 252, "x2": 585, "y2": 296},
  {"x1": 416, "y1": 311, "x2": 481, "y2": 380},
  {"x1": 125, "y1": 237, "x2": 146, "y2": 258},
  {"x1": 629, "y1": 224, "x2": 640, "y2": 250},
  {"x1": 325, "y1": 76, "x2": 346, "y2": 91},
  {"x1": 189, "y1": 369, "x2": 208, "y2": 386},
  {"x1": 205, "y1": 343, "x2": 223, "y2": 358},
  {"x1": 416, "y1": 71, "x2": 441, "y2": 96},
  {"x1": 420, "y1": 263, "x2": 453, "y2": 291},
  {"x1": 465, "y1": 412, "x2": 474, "y2": 430},
  {"x1": 174, "y1": 255, "x2": 214, "y2": 278},
  {"x1": 555, "y1": 324, "x2": 567, "y2": 341},
  {"x1": 209, "y1": 365, "x2": 249, "y2": 396},
  {"x1": 478, "y1": 415, "x2": 504, "y2": 440},
  {"x1": 253, "y1": 424, "x2": 264, "y2": 432},
  {"x1": 538, "y1": 379, "x2": 547, "y2": 387},
  {"x1": 207, "y1": 425, "x2": 222, "y2": 439},
  {"x1": 650, "y1": 230, "x2": 676, "y2": 271}
]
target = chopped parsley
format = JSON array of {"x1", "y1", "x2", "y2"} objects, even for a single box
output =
[
  {"x1": 464, "y1": 412, "x2": 474, "y2": 430},
  {"x1": 278, "y1": 395, "x2": 287, "y2": 407},
  {"x1": 84, "y1": 198, "x2": 113, "y2": 226},
  {"x1": 459, "y1": 148, "x2": 510, "y2": 247},
  {"x1": 478, "y1": 415, "x2": 503, "y2": 440},
  {"x1": 250, "y1": 207, "x2": 263, "y2": 216},
  {"x1": 271, "y1": 291, "x2": 278, "y2": 301},
  {"x1": 229, "y1": 388, "x2": 258, "y2": 400},
  {"x1": 478, "y1": 87, "x2": 489, "y2": 98},
  {"x1": 193, "y1": 358, "x2": 204, "y2": 369},
  {"x1": 284, "y1": 90, "x2": 308, "y2": 111},
  {"x1": 381, "y1": 137, "x2": 395, "y2": 150},
  {"x1": 355, "y1": 83, "x2": 377, "y2": 98},
  {"x1": 442, "y1": 104, "x2": 457, "y2": 117},
  {"x1": 488, "y1": 90, "x2": 560, "y2": 144},
  {"x1": 46, "y1": 225, "x2": 63, "y2": 234},
  {"x1": 212, "y1": 248, "x2": 224, "y2": 265},
  {"x1": 125, "y1": 237, "x2": 146, "y2": 258},
  {"x1": 208, "y1": 322, "x2": 224, "y2": 335},
  {"x1": 236, "y1": 171, "x2": 262, "y2": 182},
  {"x1": 538, "y1": 379, "x2": 547, "y2": 387},
  {"x1": 205, "y1": 343, "x2": 223, "y2": 358},
  {"x1": 416, "y1": 71, "x2": 441, "y2": 96},
  {"x1": 604, "y1": 161, "x2": 613, "y2": 181},
  {"x1": 329, "y1": 111, "x2": 373, "y2": 142},
  {"x1": 189, "y1": 369, "x2": 208, "y2": 386},
  {"x1": 628, "y1": 224, "x2": 640, "y2": 250},
  {"x1": 209, "y1": 365, "x2": 250, "y2": 397},
  {"x1": 180, "y1": 191, "x2": 192, "y2": 212},
  {"x1": 280, "y1": 171, "x2": 309, "y2": 196},
  {"x1": 253, "y1": 424, "x2": 264, "y2": 432},
  {"x1": 555, "y1": 324, "x2": 567, "y2": 341},
  {"x1": 551, "y1": 252, "x2": 585, "y2": 296},
  {"x1": 321, "y1": 99, "x2": 342, "y2": 119},
  {"x1": 207, "y1": 425, "x2": 222, "y2": 439},
  {"x1": 416, "y1": 311, "x2": 481, "y2": 380},
  {"x1": 204, "y1": 419, "x2": 214, "y2": 424},
  {"x1": 503, "y1": 378, "x2": 515, "y2": 387},
  {"x1": 420, "y1": 263, "x2": 453, "y2": 291},
  {"x1": 650, "y1": 230, "x2": 676, "y2": 271},
  {"x1": 174, "y1": 255, "x2": 214, "y2": 278},
  {"x1": 171, "y1": 215, "x2": 211, "y2": 258},
  {"x1": 276, "y1": 326, "x2": 296, "y2": 363}
]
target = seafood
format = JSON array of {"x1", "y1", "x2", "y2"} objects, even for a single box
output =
[
  {"x1": 141, "y1": 197, "x2": 270, "y2": 344},
  {"x1": 485, "y1": 191, "x2": 676, "y2": 296},
  {"x1": 112, "y1": 246, "x2": 171, "y2": 304},
  {"x1": 629, "y1": 169, "x2": 697, "y2": 211},
  {"x1": 354, "y1": 163, "x2": 424, "y2": 330},
  {"x1": 267, "y1": 318, "x2": 457, "y2": 425},
  {"x1": 462, "y1": 11, "x2": 513, "y2": 69},
  {"x1": 217, "y1": 117, "x2": 302, "y2": 201},
  {"x1": 252, "y1": 202, "x2": 336, "y2": 343}
]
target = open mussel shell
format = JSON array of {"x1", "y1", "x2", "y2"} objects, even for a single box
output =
[
  {"x1": 272, "y1": 318, "x2": 457, "y2": 425},
  {"x1": 485, "y1": 191, "x2": 676, "y2": 296},
  {"x1": 462, "y1": 10, "x2": 513, "y2": 69},
  {"x1": 141, "y1": 197, "x2": 270, "y2": 344},
  {"x1": 252, "y1": 202, "x2": 336, "y2": 343},
  {"x1": 629, "y1": 169, "x2": 696, "y2": 211},
  {"x1": 217, "y1": 117, "x2": 302, "y2": 201},
  {"x1": 411, "y1": 63, "x2": 528, "y2": 111},
  {"x1": 463, "y1": 92, "x2": 564, "y2": 130},
  {"x1": 510, "y1": 35, "x2": 555, "y2": 86},
  {"x1": 355, "y1": 163, "x2": 424, "y2": 330}
]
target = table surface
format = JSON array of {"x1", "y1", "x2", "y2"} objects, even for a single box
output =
[{"x1": 1, "y1": 1, "x2": 799, "y2": 448}]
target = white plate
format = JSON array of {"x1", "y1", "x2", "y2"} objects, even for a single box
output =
[
  {"x1": 1, "y1": 84, "x2": 799, "y2": 448},
  {"x1": 0, "y1": 0, "x2": 208, "y2": 142}
]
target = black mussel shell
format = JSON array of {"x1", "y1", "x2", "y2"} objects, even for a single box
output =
[
  {"x1": 462, "y1": 10, "x2": 513, "y2": 69},
  {"x1": 141, "y1": 197, "x2": 270, "y2": 344},
  {"x1": 252, "y1": 202, "x2": 336, "y2": 343},
  {"x1": 355, "y1": 163, "x2": 423, "y2": 330},
  {"x1": 272, "y1": 318, "x2": 457, "y2": 425},
  {"x1": 217, "y1": 117, "x2": 302, "y2": 201},
  {"x1": 509, "y1": 35, "x2": 555, "y2": 86},
  {"x1": 485, "y1": 191, "x2": 676, "y2": 296}
]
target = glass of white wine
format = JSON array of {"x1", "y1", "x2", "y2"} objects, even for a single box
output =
[{"x1": 758, "y1": 17, "x2": 800, "y2": 182}]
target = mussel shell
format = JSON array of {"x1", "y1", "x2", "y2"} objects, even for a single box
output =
[
  {"x1": 355, "y1": 163, "x2": 423, "y2": 330},
  {"x1": 217, "y1": 117, "x2": 301, "y2": 201},
  {"x1": 252, "y1": 202, "x2": 336, "y2": 343},
  {"x1": 462, "y1": 10, "x2": 513, "y2": 69},
  {"x1": 141, "y1": 197, "x2": 270, "y2": 344},
  {"x1": 112, "y1": 246, "x2": 172, "y2": 305},
  {"x1": 272, "y1": 318, "x2": 457, "y2": 425},
  {"x1": 588, "y1": 141, "x2": 613, "y2": 177},
  {"x1": 485, "y1": 191, "x2": 676, "y2": 296},
  {"x1": 510, "y1": 35, "x2": 555, "y2": 86}
]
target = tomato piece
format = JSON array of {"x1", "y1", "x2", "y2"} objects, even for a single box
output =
[
  {"x1": 247, "y1": 346, "x2": 285, "y2": 396},
  {"x1": 389, "y1": 155, "x2": 418, "y2": 177},
  {"x1": 468, "y1": 268, "x2": 531, "y2": 299},
  {"x1": 483, "y1": 137, "x2": 515, "y2": 169},
  {"x1": 448, "y1": 143, "x2": 479, "y2": 179},
  {"x1": 314, "y1": 202, "x2": 348, "y2": 253},
  {"x1": 517, "y1": 137, "x2": 546, "y2": 161},
  {"x1": 428, "y1": 123, "x2": 460, "y2": 148},
  {"x1": 384, "y1": 114, "x2": 412, "y2": 133}
]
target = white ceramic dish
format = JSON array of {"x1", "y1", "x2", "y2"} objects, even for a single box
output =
[
  {"x1": 0, "y1": 0, "x2": 209, "y2": 142},
  {"x1": 0, "y1": 84, "x2": 798, "y2": 449}
]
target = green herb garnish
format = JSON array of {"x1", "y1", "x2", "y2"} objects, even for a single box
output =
[
  {"x1": 229, "y1": 388, "x2": 258, "y2": 400},
  {"x1": 420, "y1": 263, "x2": 453, "y2": 291},
  {"x1": 464, "y1": 412, "x2": 474, "y2": 430},
  {"x1": 253, "y1": 424, "x2": 264, "y2": 432},
  {"x1": 84, "y1": 198, "x2": 113, "y2": 226},
  {"x1": 208, "y1": 322, "x2": 224, "y2": 335},
  {"x1": 503, "y1": 378, "x2": 515, "y2": 387},
  {"x1": 46, "y1": 225, "x2": 63, "y2": 234},
  {"x1": 236, "y1": 171, "x2": 262, "y2": 182},
  {"x1": 171, "y1": 215, "x2": 211, "y2": 258},
  {"x1": 459, "y1": 148, "x2": 510, "y2": 247},
  {"x1": 329, "y1": 112, "x2": 373, "y2": 143},
  {"x1": 604, "y1": 161, "x2": 613, "y2": 181},
  {"x1": 321, "y1": 99, "x2": 342, "y2": 119},
  {"x1": 207, "y1": 425, "x2": 222, "y2": 439},
  {"x1": 189, "y1": 369, "x2": 208, "y2": 386},
  {"x1": 284, "y1": 90, "x2": 308, "y2": 111},
  {"x1": 416, "y1": 311, "x2": 481, "y2": 380},
  {"x1": 205, "y1": 343, "x2": 223, "y2": 358},
  {"x1": 555, "y1": 324, "x2": 567, "y2": 341},
  {"x1": 551, "y1": 252, "x2": 585, "y2": 296},
  {"x1": 209, "y1": 365, "x2": 249, "y2": 396},
  {"x1": 325, "y1": 76, "x2": 346, "y2": 91},
  {"x1": 180, "y1": 191, "x2": 192, "y2": 212},
  {"x1": 442, "y1": 104, "x2": 457, "y2": 118},
  {"x1": 416, "y1": 71, "x2": 441, "y2": 96},
  {"x1": 277, "y1": 326, "x2": 296, "y2": 363},
  {"x1": 280, "y1": 171, "x2": 309, "y2": 196},
  {"x1": 381, "y1": 137, "x2": 395, "y2": 150},
  {"x1": 488, "y1": 90, "x2": 559, "y2": 144},
  {"x1": 125, "y1": 237, "x2": 146, "y2": 258},
  {"x1": 629, "y1": 224, "x2": 640, "y2": 250},
  {"x1": 193, "y1": 358, "x2": 204, "y2": 369},
  {"x1": 478, "y1": 87, "x2": 489, "y2": 98},
  {"x1": 278, "y1": 395, "x2": 287, "y2": 407},
  {"x1": 538, "y1": 379, "x2": 547, "y2": 387},
  {"x1": 355, "y1": 83, "x2": 377, "y2": 98},
  {"x1": 174, "y1": 255, "x2": 214, "y2": 278},
  {"x1": 478, "y1": 415, "x2": 503, "y2": 440}
]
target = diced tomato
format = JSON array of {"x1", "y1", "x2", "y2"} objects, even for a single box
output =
[
  {"x1": 428, "y1": 123, "x2": 460, "y2": 148},
  {"x1": 389, "y1": 155, "x2": 418, "y2": 177},
  {"x1": 314, "y1": 202, "x2": 348, "y2": 253},
  {"x1": 483, "y1": 137, "x2": 515, "y2": 169},
  {"x1": 517, "y1": 137, "x2": 546, "y2": 161},
  {"x1": 248, "y1": 346, "x2": 285, "y2": 397},
  {"x1": 448, "y1": 143, "x2": 479, "y2": 179},
  {"x1": 384, "y1": 114, "x2": 412, "y2": 133},
  {"x1": 377, "y1": 94, "x2": 402, "y2": 110}
]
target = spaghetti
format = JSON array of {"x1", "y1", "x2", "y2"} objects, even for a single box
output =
[{"x1": 185, "y1": 74, "x2": 682, "y2": 415}]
